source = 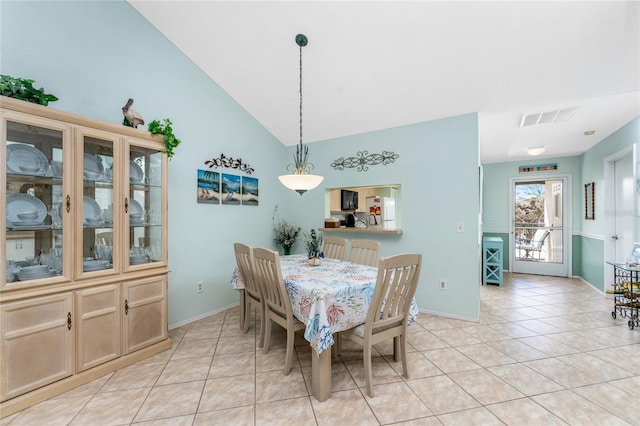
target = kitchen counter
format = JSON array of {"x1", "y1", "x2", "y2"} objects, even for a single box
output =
[{"x1": 319, "y1": 226, "x2": 403, "y2": 235}]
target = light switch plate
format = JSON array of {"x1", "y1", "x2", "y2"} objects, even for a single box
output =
[{"x1": 456, "y1": 222, "x2": 464, "y2": 233}]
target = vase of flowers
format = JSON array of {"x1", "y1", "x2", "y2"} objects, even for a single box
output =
[
  {"x1": 304, "y1": 229, "x2": 324, "y2": 266},
  {"x1": 273, "y1": 216, "x2": 300, "y2": 255}
]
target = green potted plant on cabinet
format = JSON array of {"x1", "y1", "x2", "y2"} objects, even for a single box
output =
[{"x1": 0, "y1": 75, "x2": 59, "y2": 106}]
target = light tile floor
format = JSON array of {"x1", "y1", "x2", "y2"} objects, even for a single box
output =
[{"x1": 3, "y1": 273, "x2": 639, "y2": 425}]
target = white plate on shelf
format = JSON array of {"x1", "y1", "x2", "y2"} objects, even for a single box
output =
[
  {"x1": 6, "y1": 143, "x2": 49, "y2": 175},
  {"x1": 6, "y1": 194, "x2": 47, "y2": 224},
  {"x1": 11, "y1": 221, "x2": 49, "y2": 227},
  {"x1": 130, "y1": 160, "x2": 144, "y2": 183},
  {"x1": 83, "y1": 153, "x2": 104, "y2": 180},
  {"x1": 129, "y1": 199, "x2": 143, "y2": 216},
  {"x1": 83, "y1": 196, "x2": 102, "y2": 222}
]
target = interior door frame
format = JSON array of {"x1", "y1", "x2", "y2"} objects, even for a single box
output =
[
  {"x1": 604, "y1": 145, "x2": 636, "y2": 286},
  {"x1": 509, "y1": 173, "x2": 572, "y2": 277}
]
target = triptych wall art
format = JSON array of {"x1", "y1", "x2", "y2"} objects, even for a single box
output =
[{"x1": 197, "y1": 169, "x2": 259, "y2": 206}]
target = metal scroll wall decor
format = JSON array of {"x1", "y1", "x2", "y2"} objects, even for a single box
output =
[
  {"x1": 331, "y1": 150, "x2": 399, "y2": 172},
  {"x1": 205, "y1": 153, "x2": 255, "y2": 174}
]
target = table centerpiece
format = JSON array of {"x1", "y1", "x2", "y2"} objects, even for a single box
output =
[{"x1": 304, "y1": 229, "x2": 324, "y2": 266}]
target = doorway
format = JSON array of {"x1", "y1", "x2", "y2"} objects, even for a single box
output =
[
  {"x1": 510, "y1": 175, "x2": 571, "y2": 277},
  {"x1": 604, "y1": 146, "x2": 635, "y2": 283}
]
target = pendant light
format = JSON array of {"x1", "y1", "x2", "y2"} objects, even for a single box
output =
[{"x1": 278, "y1": 34, "x2": 324, "y2": 195}]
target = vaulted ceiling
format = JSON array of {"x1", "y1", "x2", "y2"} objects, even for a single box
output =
[{"x1": 129, "y1": 1, "x2": 640, "y2": 164}]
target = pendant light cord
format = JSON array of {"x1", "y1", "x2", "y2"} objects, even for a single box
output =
[{"x1": 299, "y1": 43, "x2": 303, "y2": 147}]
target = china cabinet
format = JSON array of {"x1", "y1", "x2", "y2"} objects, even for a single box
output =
[{"x1": 0, "y1": 96, "x2": 171, "y2": 417}]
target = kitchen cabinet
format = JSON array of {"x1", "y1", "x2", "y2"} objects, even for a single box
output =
[
  {"x1": 328, "y1": 187, "x2": 377, "y2": 213},
  {"x1": 330, "y1": 189, "x2": 341, "y2": 212},
  {"x1": 356, "y1": 188, "x2": 377, "y2": 213},
  {"x1": 0, "y1": 97, "x2": 170, "y2": 417}
]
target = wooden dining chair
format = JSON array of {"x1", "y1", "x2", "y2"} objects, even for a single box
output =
[
  {"x1": 348, "y1": 239, "x2": 381, "y2": 267},
  {"x1": 234, "y1": 243, "x2": 266, "y2": 349},
  {"x1": 340, "y1": 253, "x2": 422, "y2": 397},
  {"x1": 253, "y1": 247, "x2": 305, "y2": 375},
  {"x1": 323, "y1": 236, "x2": 348, "y2": 261}
]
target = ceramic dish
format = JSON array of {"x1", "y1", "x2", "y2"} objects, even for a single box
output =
[
  {"x1": 129, "y1": 199, "x2": 143, "y2": 216},
  {"x1": 6, "y1": 194, "x2": 47, "y2": 224},
  {"x1": 130, "y1": 160, "x2": 144, "y2": 183},
  {"x1": 83, "y1": 260, "x2": 111, "y2": 271},
  {"x1": 83, "y1": 196, "x2": 102, "y2": 222},
  {"x1": 18, "y1": 271, "x2": 56, "y2": 280},
  {"x1": 83, "y1": 153, "x2": 104, "y2": 180},
  {"x1": 6, "y1": 143, "x2": 49, "y2": 176}
]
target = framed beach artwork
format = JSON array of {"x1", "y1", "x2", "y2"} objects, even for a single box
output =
[
  {"x1": 221, "y1": 173, "x2": 241, "y2": 205},
  {"x1": 196, "y1": 169, "x2": 220, "y2": 204},
  {"x1": 241, "y1": 176, "x2": 259, "y2": 206}
]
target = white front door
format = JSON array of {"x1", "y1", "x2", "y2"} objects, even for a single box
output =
[
  {"x1": 611, "y1": 151, "x2": 634, "y2": 263},
  {"x1": 510, "y1": 175, "x2": 571, "y2": 277}
]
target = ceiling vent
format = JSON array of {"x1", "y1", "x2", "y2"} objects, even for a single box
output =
[{"x1": 519, "y1": 106, "x2": 579, "y2": 127}]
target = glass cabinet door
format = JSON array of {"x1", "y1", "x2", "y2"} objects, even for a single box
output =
[
  {"x1": 126, "y1": 140, "x2": 165, "y2": 269},
  {"x1": 78, "y1": 128, "x2": 118, "y2": 277},
  {"x1": 3, "y1": 113, "x2": 70, "y2": 288}
]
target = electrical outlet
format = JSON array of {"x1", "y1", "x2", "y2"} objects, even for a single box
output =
[
  {"x1": 439, "y1": 279, "x2": 447, "y2": 290},
  {"x1": 197, "y1": 281, "x2": 203, "y2": 293}
]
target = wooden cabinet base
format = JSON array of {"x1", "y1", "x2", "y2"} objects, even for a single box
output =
[{"x1": 0, "y1": 338, "x2": 171, "y2": 419}]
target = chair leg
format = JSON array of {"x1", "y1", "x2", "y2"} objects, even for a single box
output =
[
  {"x1": 284, "y1": 326, "x2": 295, "y2": 375},
  {"x1": 242, "y1": 302, "x2": 251, "y2": 334},
  {"x1": 257, "y1": 307, "x2": 266, "y2": 349},
  {"x1": 332, "y1": 332, "x2": 342, "y2": 358},
  {"x1": 400, "y1": 334, "x2": 409, "y2": 379},
  {"x1": 262, "y1": 316, "x2": 272, "y2": 354},
  {"x1": 239, "y1": 290, "x2": 246, "y2": 331},
  {"x1": 393, "y1": 336, "x2": 400, "y2": 362},
  {"x1": 363, "y1": 343, "x2": 373, "y2": 397}
]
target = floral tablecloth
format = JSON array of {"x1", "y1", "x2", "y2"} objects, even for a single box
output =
[{"x1": 231, "y1": 254, "x2": 418, "y2": 355}]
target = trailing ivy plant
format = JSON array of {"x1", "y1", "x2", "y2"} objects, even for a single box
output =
[
  {"x1": 0, "y1": 75, "x2": 59, "y2": 106},
  {"x1": 147, "y1": 118, "x2": 181, "y2": 159}
]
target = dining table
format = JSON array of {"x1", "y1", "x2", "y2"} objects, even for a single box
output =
[{"x1": 230, "y1": 254, "x2": 419, "y2": 401}]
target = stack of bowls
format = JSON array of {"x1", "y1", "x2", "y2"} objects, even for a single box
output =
[
  {"x1": 18, "y1": 264, "x2": 52, "y2": 281},
  {"x1": 85, "y1": 216, "x2": 101, "y2": 225},
  {"x1": 17, "y1": 210, "x2": 39, "y2": 222},
  {"x1": 82, "y1": 259, "x2": 110, "y2": 272},
  {"x1": 130, "y1": 213, "x2": 143, "y2": 224},
  {"x1": 130, "y1": 254, "x2": 148, "y2": 265}
]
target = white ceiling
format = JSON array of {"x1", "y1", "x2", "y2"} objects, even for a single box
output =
[{"x1": 129, "y1": 1, "x2": 640, "y2": 164}]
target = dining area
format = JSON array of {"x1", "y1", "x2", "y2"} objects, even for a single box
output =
[{"x1": 231, "y1": 235, "x2": 422, "y2": 401}]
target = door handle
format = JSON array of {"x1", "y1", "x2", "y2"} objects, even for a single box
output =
[{"x1": 612, "y1": 235, "x2": 619, "y2": 240}]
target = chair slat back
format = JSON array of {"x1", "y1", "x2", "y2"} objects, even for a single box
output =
[
  {"x1": 349, "y1": 239, "x2": 381, "y2": 267},
  {"x1": 253, "y1": 247, "x2": 291, "y2": 318},
  {"x1": 234, "y1": 243, "x2": 261, "y2": 300},
  {"x1": 532, "y1": 229, "x2": 550, "y2": 248},
  {"x1": 367, "y1": 253, "x2": 422, "y2": 330},
  {"x1": 323, "y1": 236, "x2": 348, "y2": 261}
]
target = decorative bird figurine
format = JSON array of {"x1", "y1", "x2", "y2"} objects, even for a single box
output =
[{"x1": 122, "y1": 98, "x2": 144, "y2": 128}]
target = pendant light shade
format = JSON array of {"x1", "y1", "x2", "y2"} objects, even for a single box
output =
[{"x1": 278, "y1": 33, "x2": 324, "y2": 195}]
